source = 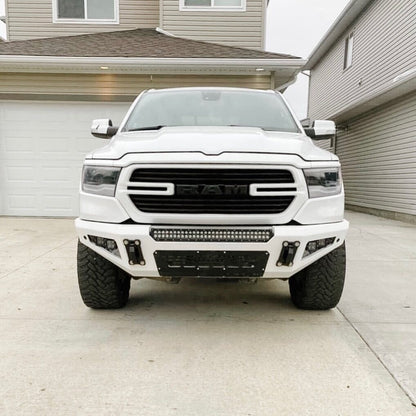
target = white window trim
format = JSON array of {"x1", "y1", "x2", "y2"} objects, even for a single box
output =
[
  {"x1": 344, "y1": 32, "x2": 354, "y2": 70},
  {"x1": 52, "y1": 0, "x2": 119, "y2": 24},
  {"x1": 179, "y1": 0, "x2": 246, "y2": 12}
]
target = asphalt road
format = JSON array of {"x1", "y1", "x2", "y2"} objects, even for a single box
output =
[{"x1": 0, "y1": 212, "x2": 415, "y2": 415}]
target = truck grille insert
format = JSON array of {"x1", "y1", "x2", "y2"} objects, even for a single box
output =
[{"x1": 128, "y1": 168, "x2": 295, "y2": 215}]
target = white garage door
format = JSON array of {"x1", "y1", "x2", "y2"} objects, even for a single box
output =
[{"x1": 0, "y1": 101, "x2": 130, "y2": 216}]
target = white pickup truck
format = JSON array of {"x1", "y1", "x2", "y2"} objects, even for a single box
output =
[{"x1": 75, "y1": 87, "x2": 348, "y2": 310}]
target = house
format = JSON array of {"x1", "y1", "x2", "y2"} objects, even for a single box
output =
[
  {"x1": 305, "y1": 0, "x2": 416, "y2": 223},
  {"x1": 0, "y1": 0, "x2": 306, "y2": 217}
]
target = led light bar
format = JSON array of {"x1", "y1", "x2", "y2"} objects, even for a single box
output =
[
  {"x1": 303, "y1": 237, "x2": 335, "y2": 258},
  {"x1": 150, "y1": 228, "x2": 274, "y2": 243},
  {"x1": 88, "y1": 235, "x2": 120, "y2": 257}
]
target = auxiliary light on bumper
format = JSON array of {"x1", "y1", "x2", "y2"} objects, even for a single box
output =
[{"x1": 150, "y1": 227, "x2": 274, "y2": 243}]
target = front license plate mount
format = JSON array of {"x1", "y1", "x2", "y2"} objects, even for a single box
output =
[{"x1": 154, "y1": 250, "x2": 269, "y2": 278}]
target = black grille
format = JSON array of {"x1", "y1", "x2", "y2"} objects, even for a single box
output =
[{"x1": 129, "y1": 168, "x2": 295, "y2": 215}]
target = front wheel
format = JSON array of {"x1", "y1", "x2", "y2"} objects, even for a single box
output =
[
  {"x1": 77, "y1": 241, "x2": 131, "y2": 309},
  {"x1": 289, "y1": 243, "x2": 346, "y2": 310}
]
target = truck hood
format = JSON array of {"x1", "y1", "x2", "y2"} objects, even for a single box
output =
[{"x1": 88, "y1": 126, "x2": 336, "y2": 161}]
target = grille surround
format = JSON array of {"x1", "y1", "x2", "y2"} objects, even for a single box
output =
[{"x1": 128, "y1": 168, "x2": 297, "y2": 215}]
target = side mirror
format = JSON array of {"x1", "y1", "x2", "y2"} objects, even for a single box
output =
[
  {"x1": 91, "y1": 119, "x2": 119, "y2": 139},
  {"x1": 304, "y1": 120, "x2": 336, "y2": 140}
]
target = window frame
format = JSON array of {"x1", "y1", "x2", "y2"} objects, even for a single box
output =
[
  {"x1": 343, "y1": 32, "x2": 354, "y2": 70},
  {"x1": 53, "y1": 0, "x2": 119, "y2": 24},
  {"x1": 179, "y1": 0, "x2": 246, "y2": 12}
]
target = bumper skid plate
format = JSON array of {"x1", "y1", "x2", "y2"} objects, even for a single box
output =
[{"x1": 154, "y1": 250, "x2": 270, "y2": 278}]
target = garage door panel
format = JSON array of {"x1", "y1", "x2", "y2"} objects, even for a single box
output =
[
  {"x1": 41, "y1": 195, "x2": 75, "y2": 215},
  {"x1": 8, "y1": 194, "x2": 37, "y2": 212},
  {"x1": 0, "y1": 101, "x2": 130, "y2": 216},
  {"x1": 41, "y1": 166, "x2": 74, "y2": 183},
  {"x1": 6, "y1": 166, "x2": 38, "y2": 183},
  {"x1": 3, "y1": 137, "x2": 36, "y2": 153}
]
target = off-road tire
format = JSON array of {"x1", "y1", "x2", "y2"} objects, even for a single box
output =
[
  {"x1": 77, "y1": 241, "x2": 131, "y2": 309},
  {"x1": 289, "y1": 243, "x2": 346, "y2": 310}
]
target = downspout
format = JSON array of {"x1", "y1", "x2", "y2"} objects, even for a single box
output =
[
  {"x1": 270, "y1": 71, "x2": 275, "y2": 90},
  {"x1": 5, "y1": 0, "x2": 9, "y2": 41}
]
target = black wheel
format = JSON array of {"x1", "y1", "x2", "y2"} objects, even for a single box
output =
[
  {"x1": 289, "y1": 243, "x2": 346, "y2": 310},
  {"x1": 77, "y1": 240, "x2": 131, "y2": 309}
]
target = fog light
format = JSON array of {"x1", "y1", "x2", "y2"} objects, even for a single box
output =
[
  {"x1": 88, "y1": 235, "x2": 120, "y2": 257},
  {"x1": 303, "y1": 237, "x2": 335, "y2": 258}
]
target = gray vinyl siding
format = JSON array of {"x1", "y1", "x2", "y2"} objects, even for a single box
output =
[
  {"x1": 6, "y1": 0, "x2": 159, "y2": 41},
  {"x1": 309, "y1": 0, "x2": 416, "y2": 120},
  {"x1": 0, "y1": 72, "x2": 272, "y2": 99},
  {"x1": 336, "y1": 91, "x2": 416, "y2": 216},
  {"x1": 160, "y1": 0, "x2": 265, "y2": 50}
]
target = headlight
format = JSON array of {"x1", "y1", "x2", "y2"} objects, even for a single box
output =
[
  {"x1": 304, "y1": 168, "x2": 342, "y2": 198},
  {"x1": 82, "y1": 166, "x2": 121, "y2": 197}
]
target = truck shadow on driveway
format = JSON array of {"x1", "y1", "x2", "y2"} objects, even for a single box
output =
[{"x1": 102, "y1": 278, "x2": 340, "y2": 323}]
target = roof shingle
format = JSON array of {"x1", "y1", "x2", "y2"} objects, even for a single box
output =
[{"x1": 0, "y1": 28, "x2": 300, "y2": 60}]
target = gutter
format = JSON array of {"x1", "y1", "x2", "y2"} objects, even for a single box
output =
[{"x1": 0, "y1": 55, "x2": 307, "y2": 74}]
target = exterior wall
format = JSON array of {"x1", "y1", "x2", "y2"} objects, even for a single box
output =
[
  {"x1": 6, "y1": 0, "x2": 267, "y2": 48},
  {"x1": 309, "y1": 0, "x2": 416, "y2": 120},
  {"x1": 336, "y1": 91, "x2": 416, "y2": 217},
  {"x1": 6, "y1": 0, "x2": 159, "y2": 41},
  {"x1": 315, "y1": 138, "x2": 333, "y2": 153},
  {"x1": 0, "y1": 72, "x2": 272, "y2": 100},
  {"x1": 160, "y1": 0, "x2": 265, "y2": 49}
]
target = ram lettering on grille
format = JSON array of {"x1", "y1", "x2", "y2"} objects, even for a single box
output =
[{"x1": 128, "y1": 168, "x2": 296, "y2": 215}]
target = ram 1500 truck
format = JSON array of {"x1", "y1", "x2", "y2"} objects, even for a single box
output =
[{"x1": 75, "y1": 87, "x2": 349, "y2": 310}]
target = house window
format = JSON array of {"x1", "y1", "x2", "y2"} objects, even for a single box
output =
[
  {"x1": 54, "y1": 0, "x2": 118, "y2": 23},
  {"x1": 344, "y1": 32, "x2": 354, "y2": 69},
  {"x1": 180, "y1": 0, "x2": 246, "y2": 11}
]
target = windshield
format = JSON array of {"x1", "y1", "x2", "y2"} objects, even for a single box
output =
[{"x1": 123, "y1": 89, "x2": 300, "y2": 133}]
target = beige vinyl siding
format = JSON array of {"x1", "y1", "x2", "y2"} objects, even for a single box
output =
[
  {"x1": 160, "y1": 0, "x2": 265, "y2": 50},
  {"x1": 315, "y1": 139, "x2": 333, "y2": 153},
  {"x1": 0, "y1": 72, "x2": 272, "y2": 99},
  {"x1": 6, "y1": 0, "x2": 159, "y2": 41},
  {"x1": 309, "y1": 0, "x2": 416, "y2": 120},
  {"x1": 336, "y1": 91, "x2": 416, "y2": 216}
]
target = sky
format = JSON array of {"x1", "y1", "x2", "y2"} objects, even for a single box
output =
[{"x1": 0, "y1": 0, "x2": 350, "y2": 118}]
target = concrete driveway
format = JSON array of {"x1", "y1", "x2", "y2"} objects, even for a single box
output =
[{"x1": 0, "y1": 212, "x2": 415, "y2": 416}]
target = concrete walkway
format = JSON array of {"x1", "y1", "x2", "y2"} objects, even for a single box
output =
[{"x1": 0, "y1": 212, "x2": 415, "y2": 415}]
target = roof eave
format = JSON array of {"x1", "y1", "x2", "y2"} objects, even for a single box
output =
[
  {"x1": 304, "y1": 0, "x2": 372, "y2": 70},
  {"x1": 0, "y1": 55, "x2": 307, "y2": 74},
  {"x1": 329, "y1": 69, "x2": 416, "y2": 123}
]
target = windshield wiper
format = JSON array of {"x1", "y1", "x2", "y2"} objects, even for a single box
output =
[{"x1": 126, "y1": 125, "x2": 167, "y2": 132}]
